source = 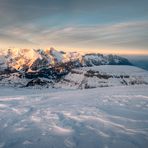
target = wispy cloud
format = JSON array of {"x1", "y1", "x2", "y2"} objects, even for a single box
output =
[
  {"x1": 0, "y1": 0, "x2": 148, "y2": 53},
  {"x1": 0, "y1": 20, "x2": 148, "y2": 50}
]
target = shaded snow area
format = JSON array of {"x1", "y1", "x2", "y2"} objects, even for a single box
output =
[
  {"x1": 1, "y1": 65, "x2": 147, "y2": 89},
  {"x1": 0, "y1": 86, "x2": 148, "y2": 148},
  {"x1": 56, "y1": 65, "x2": 148, "y2": 89}
]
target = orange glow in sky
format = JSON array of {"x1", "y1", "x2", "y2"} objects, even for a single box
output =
[
  {"x1": 0, "y1": 46, "x2": 148, "y2": 56},
  {"x1": 46, "y1": 46, "x2": 148, "y2": 55}
]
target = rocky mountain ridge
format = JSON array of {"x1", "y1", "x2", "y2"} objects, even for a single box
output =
[
  {"x1": 0, "y1": 48, "x2": 135, "y2": 88},
  {"x1": 0, "y1": 48, "x2": 132, "y2": 72}
]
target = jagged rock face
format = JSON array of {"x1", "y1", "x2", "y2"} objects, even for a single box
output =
[
  {"x1": 25, "y1": 60, "x2": 82, "y2": 80},
  {"x1": 49, "y1": 47, "x2": 65, "y2": 63},
  {"x1": 30, "y1": 58, "x2": 49, "y2": 71},
  {"x1": 82, "y1": 54, "x2": 106, "y2": 66},
  {"x1": 25, "y1": 78, "x2": 51, "y2": 87},
  {"x1": 5, "y1": 48, "x2": 40, "y2": 71}
]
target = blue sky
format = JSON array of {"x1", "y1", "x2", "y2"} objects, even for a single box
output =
[{"x1": 0, "y1": 0, "x2": 148, "y2": 54}]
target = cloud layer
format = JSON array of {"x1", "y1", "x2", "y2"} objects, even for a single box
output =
[{"x1": 0, "y1": 0, "x2": 148, "y2": 54}]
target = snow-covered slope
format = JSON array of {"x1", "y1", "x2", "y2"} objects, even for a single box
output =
[
  {"x1": 56, "y1": 65, "x2": 148, "y2": 89},
  {"x1": 1, "y1": 65, "x2": 147, "y2": 89},
  {"x1": 0, "y1": 85, "x2": 148, "y2": 148}
]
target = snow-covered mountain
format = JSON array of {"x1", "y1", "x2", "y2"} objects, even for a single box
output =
[
  {"x1": 0, "y1": 48, "x2": 131, "y2": 72},
  {"x1": 81, "y1": 53, "x2": 131, "y2": 66},
  {"x1": 2, "y1": 48, "x2": 146, "y2": 89},
  {"x1": 0, "y1": 48, "x2": 81, "y2": 72}
]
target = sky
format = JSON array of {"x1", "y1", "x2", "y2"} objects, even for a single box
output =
[{"x1": 0, "y1": 0, "x2": 148, "y2": 55}]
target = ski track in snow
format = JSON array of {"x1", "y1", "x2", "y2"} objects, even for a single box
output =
[{"x1": 0, "y1": 86, "x2": 148, "y2": 148}]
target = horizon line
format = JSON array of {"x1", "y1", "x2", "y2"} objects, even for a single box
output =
[{"x1": 0, "y1": 47, "x2": 148, "y2": 56}]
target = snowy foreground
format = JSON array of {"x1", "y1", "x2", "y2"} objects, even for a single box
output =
[{"x1": 0, "y1": 86, "x2": 148, "y2": 148}]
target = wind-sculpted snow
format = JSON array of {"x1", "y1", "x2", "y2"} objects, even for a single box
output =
[{"x1": 0, "y1": 86, "x2": 148, "y2": 148}]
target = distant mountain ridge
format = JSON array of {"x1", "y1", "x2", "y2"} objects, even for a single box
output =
[{"x1": 0, "y1": 48, "x2": 132, "y2": 72}]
